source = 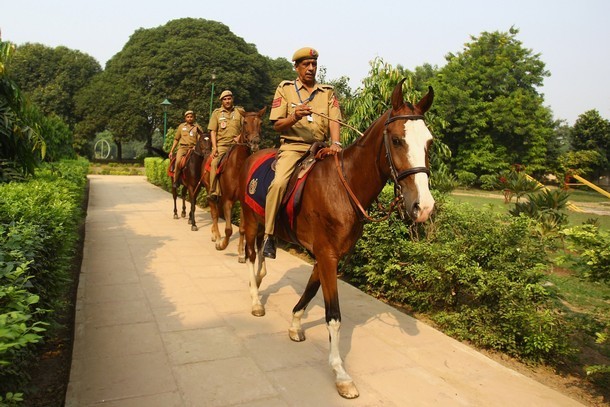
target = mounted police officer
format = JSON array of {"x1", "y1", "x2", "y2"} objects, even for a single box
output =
[
  {"x1": 169, "y1": 110, "x2": 205, "y2": 188},
  {"x1": 263, "y1": 47, "x2": 343, "y2": 258},
  {"x1": 207, "y1": 90, "x2": 244, "y2": 201}
]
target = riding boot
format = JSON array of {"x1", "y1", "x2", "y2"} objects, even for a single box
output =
[{"x1": 262, "y1": 235, "x2": 276, "y2": 259}]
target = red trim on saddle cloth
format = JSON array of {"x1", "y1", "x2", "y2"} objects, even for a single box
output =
[
  {"x1": 284, "y1": 176, "x2": 307, "y2": 229},
  {"x1": 243, "y1": 151, "x2": 277, "y2": 217},
  {"x1": 167, "y1": 156, "x2": 176, "y2": 177},
  {"x1": 204, "y1": 155, "x2": 213, "y2": 173}
]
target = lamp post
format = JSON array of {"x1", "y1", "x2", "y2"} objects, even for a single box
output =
[
  {"x1": 209, "y1": 72, "x2": 216, "y2": 119},
  {"x1": 160, "y1": 98, "x2": 172, "y2": 144}
]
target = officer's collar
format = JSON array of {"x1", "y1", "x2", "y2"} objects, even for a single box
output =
[{"x1": 295, "y1": 78, "x2": 324, "y2": 92}]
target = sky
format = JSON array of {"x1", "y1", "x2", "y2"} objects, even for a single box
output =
[{"x1": 2, "y1": 0, "x2": 609, "y2": 125}]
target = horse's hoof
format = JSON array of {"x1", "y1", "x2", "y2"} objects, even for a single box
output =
[
  {"x1": 191, "y1": 225, "x2": 198, "y2": 231},
  {"x1": 173, "y1": 214, "x2": 179, "y2": 220},
  {"x1": 181, "y1": 213, "x2": 186, "y2": 218},
  {"x1": 251, "y1": 305, "x2": 265, "y2": 317},
  {"x1": 188, "y1": 219, "x2": 192, "y2": 225},
  {"x1": 238, "y1": 256, "x2": 246, "y2": 264},
  {"x1": 336, "y1": 381, "x2": 359, "y2": 399},
  {"x1": 288, "y1": 327, "x2": 306, "y2": 342},
  {"x1": 211, "y1": 236, "x2": 217, "y2": 242}
]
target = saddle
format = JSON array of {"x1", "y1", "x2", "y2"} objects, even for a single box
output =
[
  {"x1": 203, "y1": 144, "x2": 237, "y2": 175},
  {"x1": 167, "y1": 149, "x2": 195, "y2": 179},
  {"x1": 243, "y1": 142, "x2": 333, "y2": 241}
]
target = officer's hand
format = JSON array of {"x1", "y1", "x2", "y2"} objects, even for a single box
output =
[
  {"x1": 329, "y1": 143, "x2": 342, "y2": 155},
  {"x1": 295, "y1": 104, "x2": 312, "y2": 120}
]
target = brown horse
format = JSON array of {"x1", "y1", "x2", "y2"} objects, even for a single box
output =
[
  {"x1": 172, "y1": 133, "x2": 212, "y2": 231},
  {"x1": 239, "y1": 81, "x2": 435, "y2": 399},
  {"x1": 203, "y1": 107, "x2": 266, "y2": 259}
]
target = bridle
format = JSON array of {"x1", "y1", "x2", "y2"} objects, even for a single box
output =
[
  {"x1": 333, "y1": 112, "x2": 431, "y2": 222},
  {"x1": 236, "y1": 114, "x2": 261, "y2": 153}
]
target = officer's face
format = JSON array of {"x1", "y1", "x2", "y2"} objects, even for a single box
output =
[
  {"x1": 221, "y1": 96, "x2": 234, "y2": 110},
  {"x1": 185, "y1": 114, "x2": 195, "y2": 124},
  {"x1": 295, "y1": 59, "x2": 317, "y2": 85}
]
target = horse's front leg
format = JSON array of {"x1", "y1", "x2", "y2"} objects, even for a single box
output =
[
  {"x1": 318, "y1": 255, "x2": 359, "y2": 399},
  {"x1": 215, "y1": 199, "x2": 233, "y2": 251},
  {"x1": 209, "y1": 200, "x2": 221, "y2": 242},
  {"x1": 237, "y1": 208, "x2": 246, "y2": 263},
  {"x1": 247, "y1": 226, "x2": 267, "y2": 316},
  {"x1": 189, "y1": 188, "x2": 198, "y2": 231},
  {"x1": 172, "y1": 186, "x2": 179, "y2": 219},
  {"x1": 181, "y1": 186, "x2": 187, "y2": 218}
]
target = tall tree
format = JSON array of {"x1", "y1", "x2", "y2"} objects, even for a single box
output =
[
  {"x1": 431, "y1": 28, "x2": 554, "y2": 176},
  {"x1": 570, "y1": 109, "x2": 610, "y2": 173},
  {"x1": 8, "y1": 43, "x2": 101, "y2": 128},
  {"x1": 75, "y1": 18, "x2": 285, "y2": 157}
]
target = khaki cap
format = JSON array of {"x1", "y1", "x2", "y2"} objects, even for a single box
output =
[
  {"x1": 219, "y1": 90, "x2": 233, "y2": 100},
  {"x1": 184, "y1": 110, "x2": 194, "y2": 116},
  {"x1": 292, "y1": 47, "x2": 319, "y2": 62}
]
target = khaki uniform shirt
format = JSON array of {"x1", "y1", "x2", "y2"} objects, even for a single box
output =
[
  {"x1": 207, "y1": 107, "x2": 244, "y2": 148},
  {"x1": 269, "y1": 79, "x2": 342, "y2": 145},
  {"x1": 174, "y1": 122, "x2": 204, "y2": 147}
]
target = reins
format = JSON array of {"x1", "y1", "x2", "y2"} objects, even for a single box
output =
[{"x1": 327, "y1": 112, "x2": 430, "y2": 222}]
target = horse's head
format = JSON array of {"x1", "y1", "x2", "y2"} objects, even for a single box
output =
[
  {"x1": 196, "y1": 132, "x2": 212, "y2": 157},
  {"x1": 383, "y1": 79, "x2": 435, "y2": 222},
  {"x1": 238, "y1": 106, "x2": 267, "y2": 153}
]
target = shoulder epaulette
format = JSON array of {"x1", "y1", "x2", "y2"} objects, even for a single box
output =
[
  {"x1": 320, "y1": 84, "x2": 334, "y2": 90},
  {"x1": 279, "y1": 80, "x2": 293, "y2": 87}
]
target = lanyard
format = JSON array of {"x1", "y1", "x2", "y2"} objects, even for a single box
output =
[{"x1": 294, "y1": 80, "x2": 318, "y2": 104}]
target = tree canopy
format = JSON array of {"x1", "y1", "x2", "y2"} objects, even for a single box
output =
[
  {"x1": 431, "y1": 28, "x2": 555, "y2": 176},
  {"x1": 8, "y1": 43, "x2": 101, "y2": 129},
  {"x1": 73, "y1": 18, "x2": 292, "y2": 157}
]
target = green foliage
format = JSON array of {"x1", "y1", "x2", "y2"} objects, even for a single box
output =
[
  {"x1": 8, "y1": 43, "x2": 101, "y2": 129},
  {"x1": 560, "y1": 224, "x2": 610, "y2": 283},
  {"x1": 478, "y1": 174, "x2": 499, "y2": 190},
  {"x1": 498, "y1": 169, "x2": 542, "y2": 202},
  {"x1": 75, "y1": 18, "x2": 284, "y2": 157},
  {"x1": 455, "y1": 170, "x2": 477, "y2": 188},
  {"x1": 0, "y1": 159, "x2": 87, "y2": 396},
  {"x1": 0, "y1": 38, "x2": 46, "y2": 178},
  {"x1": 342, "y1": 191, "x2": 571, "y2": 362},
  {"x1": 570, "y1": 109, "x2": 610, "y2": 173},
  {"x1": 558, "y1": 149, "x2": 604, "y2": 178},
  {"x1": 510, "y1": 189, "x2": 570, "y2": 236},
  {"x1": 431, "y1": 28, "x2": 554, "y2": 175},
  {"x1": 145, "y1": 157, "x2": 209, "y2": 207}
]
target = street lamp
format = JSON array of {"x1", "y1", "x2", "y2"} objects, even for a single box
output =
[
  {"x1": 160, "y1": 98, "x2": 172, "y2": 144},
  {"x1": 209, "y1": 72, "x2": 216, "y2": 119}
]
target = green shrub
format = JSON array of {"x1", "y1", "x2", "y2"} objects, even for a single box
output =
[
  {"x1": 455, "y1": 170, "x2": 477, "y2": 188},
  {"x1": 0, "y1": 159, "x2": 87, "y2": 398},
  {"x1": 479, "y1": 174, "x2": 499, "y2": 190},
  {"x1": 342, "y1": 190, "x2": 571, "y2": 362},
  {"x1": 560, "y1": 224, "x2": 610, "y2": 283}
]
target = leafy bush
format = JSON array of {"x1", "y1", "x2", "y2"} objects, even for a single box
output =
[
  {"x1": 560, "y1": 224, "x2": 610, "y2": 283},
  {"x1": 510, "y1": 189, "x2": 570, "y2": 237},
  {"x1": 498, "y1": 169, "x2": 541, "y2": 202},
  {"x1": 0, "y1": 159, "x2": 87, "y2": 399},
  {"x1": 479, "y1": 174, "x2": 499, "y2": 190},
  {"x1": 342, "y1": 189, "x2": 571, "y2": 362},
  {"x1": 455, "y1": 170, "x2": 477, "y2": 188}
]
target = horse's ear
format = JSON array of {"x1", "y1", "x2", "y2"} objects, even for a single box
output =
[
  {"x1": 391, "y1": 78, "x2": 407, "y2": 110},
  {"x1": 258, "y1": 106, "x2": 267, "y2": 117},
  {"x1": 416, "y1": 86, "x2": 434, "y2": 114}
]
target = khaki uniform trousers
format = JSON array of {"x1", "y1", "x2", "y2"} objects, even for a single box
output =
[
  {"x1": 174, "y1": 145, "x2": 192, "y2": 183},
  {"x1": 264, "y1": 143, "x2": 310, "y2": 235},
  {"x1": 209, "y1": 144, "x2": 232, "y2": 196}
]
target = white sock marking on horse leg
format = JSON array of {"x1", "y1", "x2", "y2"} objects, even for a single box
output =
[
  {"x1": 327, "y1": 319, "x2": 352, "y2": 383},
  {"x1": 247, "y1": 259, "x2": 262, "y2": 308},
  {"x1": 290, "y1": 309, "x2": 305, "y2": 332}
]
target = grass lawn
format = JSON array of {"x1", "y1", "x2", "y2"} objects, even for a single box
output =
[{"x1": 450, "y1": 188, "x2": 610, "y2": 231}]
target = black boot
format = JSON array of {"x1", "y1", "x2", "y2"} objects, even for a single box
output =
[{"x1": 262, "y1": 235, "x2": 276, "y2": 259}]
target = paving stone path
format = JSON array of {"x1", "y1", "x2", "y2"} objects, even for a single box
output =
[{"x1": 65, "y1": 175, "x2": 585, "y2": 406}]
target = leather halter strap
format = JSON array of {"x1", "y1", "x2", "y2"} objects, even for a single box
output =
[{"x1": 383, "y1": 114, "x2": 430, "y2": 183}]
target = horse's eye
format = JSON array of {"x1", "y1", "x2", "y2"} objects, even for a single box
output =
[{"x1": 392, "y1": 137, "x2": 402, "y2": 146}]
